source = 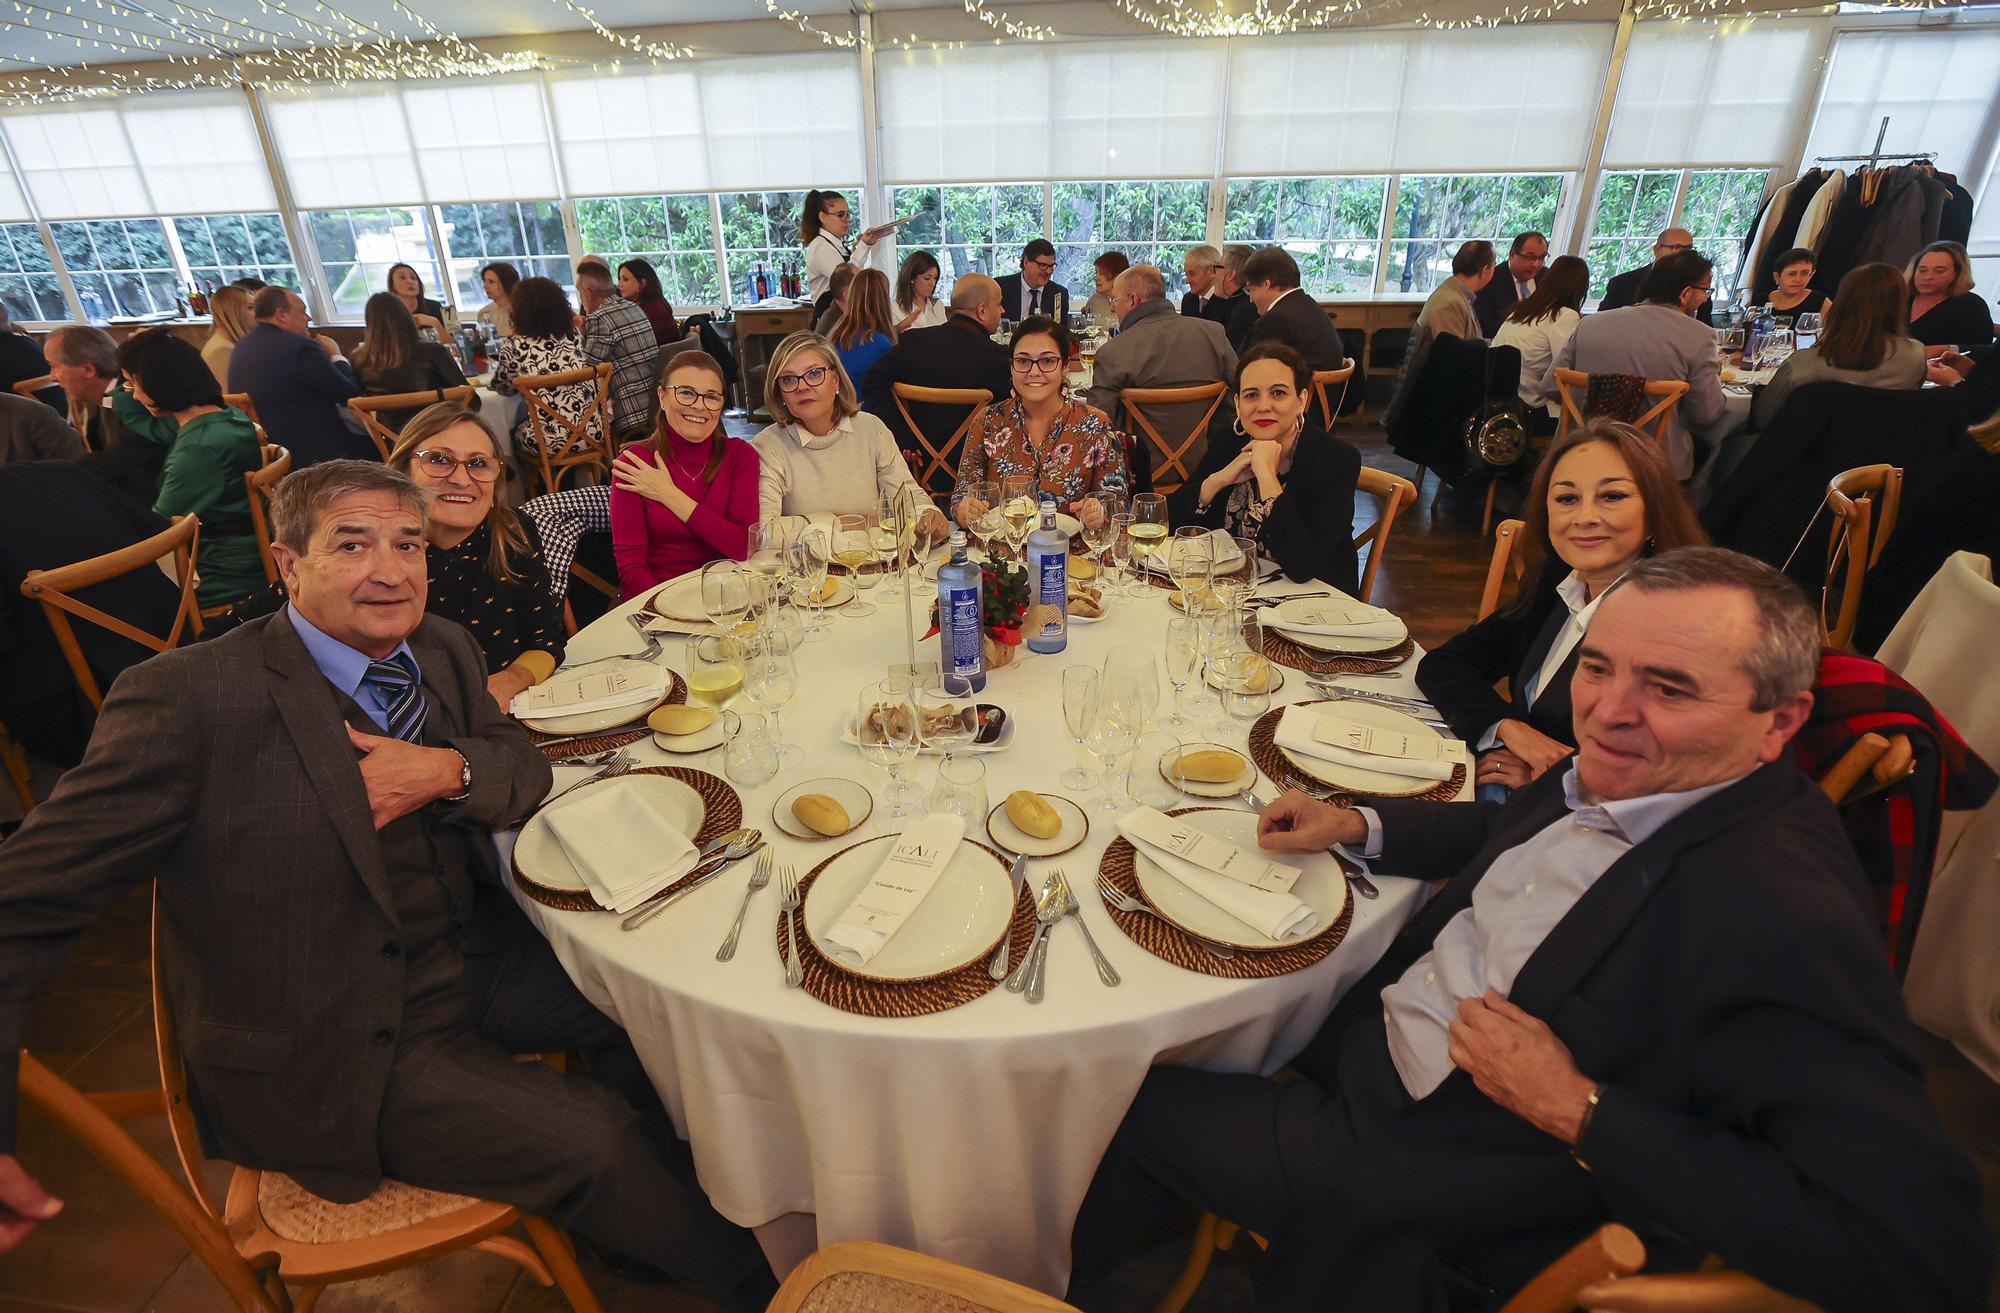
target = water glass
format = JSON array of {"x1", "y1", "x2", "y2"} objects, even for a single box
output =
[
  {"x1": 858, "y1": 677, "x2": 921, "y2": 819},
  {"x1": 1060, "y1": 666, "x2": 1100, "y2": 791},
  {"x1": 928, "y1": 754, "x2": 988, "y2": 823},
  {"x1": 720, "y1": 710, "x2": 780, "y2": 787},
  {"x1": 1085, "y1": 684, "x2": 1142, "y2": 815},
  {"x1": 743, "y1": 633, "x2": 800, "y2": 763},
  {"x1": 1163, "y1": 616, "x2": 1199, "y2": 728},
  {"x1": 832, "y1": 513, "x2": 877, "y2": 617},
  {"x1": 700, "y1": 561, "x2": 748, "y2": 634},
  {"x1": 1103, "y1": 645, "x2": 1160, "y2": 731},
  {"x1": 1129, "y1": 731, "x2": 1186, "y2": 809}
]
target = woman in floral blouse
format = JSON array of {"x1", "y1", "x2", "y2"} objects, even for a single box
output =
[
  {"x1": 950, "y1": 315, "x2": 1126, "y2": 532},
  {"x1": 490, "y1": 275, "x2": 604, "y2": 459}
]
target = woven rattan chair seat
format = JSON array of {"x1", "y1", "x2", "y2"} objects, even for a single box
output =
[
  {"x1": 255, "y1": 1171, "x2": 496, "y2": 1244},
  {"x1": 800, "y1": 1271, "x2": 1003, "y2": 1312}
]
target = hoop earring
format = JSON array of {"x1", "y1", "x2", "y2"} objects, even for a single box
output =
[{"x1": 1232, "y1": 415, "x2": 1246, "y2": 436}]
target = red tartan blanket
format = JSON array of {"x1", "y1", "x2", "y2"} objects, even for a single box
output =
[{"x1": 1791, "y1": 651, "x2": 1998, "y2": 974}]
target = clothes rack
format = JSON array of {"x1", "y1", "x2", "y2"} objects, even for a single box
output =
[{"x1": 1812, "y1": 116, "x2": 1936, "y2": 169}]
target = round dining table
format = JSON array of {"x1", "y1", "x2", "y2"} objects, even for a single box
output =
[{"x1": 506, "y1": 563, "x2": 1461, "y2": 1295}]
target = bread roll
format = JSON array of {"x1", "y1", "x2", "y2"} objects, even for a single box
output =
[
  {"x1": 1005, "y1": 790, "x2": 1061, "y2": 839},
  {"x1": 649, "y1": 705, "x2": 716, "y2": 735},
  {"x1": 1174, "y1": 749, "x2": 1246, "y2": 783},
  {"x1": 791, "y1": 793, "x2": 852, "y2": 837}
]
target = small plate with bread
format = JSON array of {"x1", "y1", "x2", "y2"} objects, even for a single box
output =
[
  {"x1": 1161, "y1": 743, "x2": 1258, "y2": 799},
  {"x1": 773, "y1": 777, "x2": 874, "y2": 841},
  {"x1": 986, "y1": 789, "x2": 1089, "y2": 857}
]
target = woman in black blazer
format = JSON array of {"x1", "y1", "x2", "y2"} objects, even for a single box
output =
[
  {"x1": 351, "y1": 292, "x2": 476, "y2": 429},
  {"x1": 1166, "y1": 341, "x2": 1361, "y2": 596},
  {"x1": 1417, "y1": 419, "x2": 1706, "y2": 792}
]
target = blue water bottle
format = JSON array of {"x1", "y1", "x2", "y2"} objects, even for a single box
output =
[
  {"x1": 937, "y1": 529, "x2": 986, "y2": 692},
  {"x1": 1025, "y1": 494, "x2": 1068, "y2": 654}
]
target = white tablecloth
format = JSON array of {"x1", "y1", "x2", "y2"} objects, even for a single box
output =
[{"x1": 511, "y1": 571, "x2": 1455, "y2": 1293}]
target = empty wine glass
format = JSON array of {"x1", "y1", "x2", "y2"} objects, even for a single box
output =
[
  {"x1": 1084, "y1": 491, "x2": 1121, "y2": 574},
  {"x1": 1795, "y1": 312, "x2": 1823, "y2": 348},
  {"x1": 1103, "y1": 644, "x2": 1159, "y2": 732},
  {"x1": 743, "y1": 631, "x2": 801, "y2": 764},
  {"x1": 789, "y1": 525, "x2": 831, "y2": 642},
  {"x1": 1169, "y1": 526, "x2": 1213, "y2": 613},
  {"x1": 1060, "y1": 665, "x2": 1100, "y2": 791},
  {"x1": 1108, "y1": 512, "x2": 1138, "y2": 598},
  {"x1": 746, "y1": 522, "x2": 788, "y2": 620},
  {"x1": 857, "y1": 678, "x2": 920, "y2": 819},
  {"x1": 922, "y1": 670, "x2": 980, "y2": 768},
  {"x1": 1084, "y1": 675, "x2": 1143, "y2": 814},
  {"x1": 701, "y1": 561, "x2": 748, "y2": 635},
  {"x1": 1163, "y1": 616, "x2": 1198, "y2": 729},
  {"x1": 832, "y1": 513, "x2": 877, "y2": 617},
  {"x1": 964, "y1": 479, "x2": 1002, "y2": 560}
]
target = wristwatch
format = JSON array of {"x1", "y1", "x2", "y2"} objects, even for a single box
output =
[{"x1": 442, "y1": 748, "x2": 472, "y2": 803}]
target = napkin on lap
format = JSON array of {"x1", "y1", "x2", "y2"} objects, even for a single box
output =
[
  {"x1": 1116, "y1": 809, "x2": 1316, "y2": 940},
  {"x1": 1274, "y1": 705, "x2": 1458, "y2": 782},
  {"x1": 824, "y1": 813, "x2": 965, "y2": 967},
  {"x1": 541, "y1": 781, "x2": 698, "y2": 913},
  {"x1": 1259, "y1": 596, "x2": 1405, "y2": 642}
]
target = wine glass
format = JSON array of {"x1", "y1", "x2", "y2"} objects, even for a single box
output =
[
  {"x1": 928, "y1": 755, "x2": 988, "y2": 823},
  {"x1": 832, "y1": 513, "x2": 877, "y2": 617},
  {"x1": 1163, "y1": 616, "x2": 1198, "y2": 729},
  {"x1": 1084, "y1": 491, "x2": 1121, "y2": 572},
  {"x1": 700, "y1": 561, "x2": 748, "y2": 635},
  {"x1": 1060, "y1": 666, "x2": 1100, "y2": 791},
  {"x1": 1084, "y1": 675, "x2": 1143, "y2": 814},
  {"x1": 746, "y1": 522, "x2": 788, "y2": 620},
  {"x1": 1219, "y1": 534, "x2": 1261, "y2": 610},
  {"x1": 1108, "y1": 512, "x2": 1138, "y2": 599},
  {"x1": 1763, "y1": 325, "x2": 1795, "y2": 369},
  {"x1": 688, "y1": 634, "x2": 745, "y2": 724},
  {"x1": 1795, "y1": 311, "x2": 1823, "y2": 348},
  {"x1": 964, "y1": 479, "x2": 1001, "y2": 559},
  {"x1": 1000, "y1": 474, "x2": 1036, "y2": 560},
  {"x1": 1214, "y1": 614, "x2": 1271, "y2": 745},
  {"x1": 1129, "y1": 492, "x2": 1168, "y2": 582},
  {"x1": 921, "y1": 670, "x2": 980, "y2": 768},
  {"x1": 789, "y1": 525, "x2": 831, "y2": 642},
  {"x1": 1169, "y1": 526, "x2": 1213, "y2": 613},
  {"x1": 1103, "y1": 644, "x2": 1159, "y2": 732},
  {"x1": 870, "y1": 500, "x2": 904, "y2": 602},
  {"x1": 857, "y1": 678, "x2": 920, "y2": 819},
  {"x1": 743, "y1": 630, "x2": 800, "y2": 763}
]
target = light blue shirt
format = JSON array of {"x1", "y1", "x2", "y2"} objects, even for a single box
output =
[
  {"x1": 1363, "y1": 766, "x2": 1742, "y2": 1099},
  {"x1": 288, "y1": 603, "x2": 420, "y2": 734}
]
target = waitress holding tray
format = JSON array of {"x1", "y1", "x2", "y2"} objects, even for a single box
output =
[{"x1": 801, "y1": 189, "x2": 904, "y2": 300}]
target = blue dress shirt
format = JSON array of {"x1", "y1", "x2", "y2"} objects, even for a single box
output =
[{"x1": 288, "y1": 603, "x2": 421, "y2": 734}]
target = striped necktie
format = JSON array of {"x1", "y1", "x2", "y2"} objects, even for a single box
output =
[{"x1": 363, "y1": 655, "x2": 428, "y2": 743}]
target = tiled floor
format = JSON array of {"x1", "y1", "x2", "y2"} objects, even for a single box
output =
[{"x1": 3, "y1": 425, "x2": 1994, "y2": 1311}]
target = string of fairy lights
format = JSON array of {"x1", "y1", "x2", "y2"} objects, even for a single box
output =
[{"x1": 0, "y1": 0, "x2": 1964, "y2": 105}]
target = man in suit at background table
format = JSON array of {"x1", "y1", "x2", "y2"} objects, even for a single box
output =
[
  {"x1": 1417, "y1": 240, "x2": 1494, "y2": 343},
  {"x1": 1599, "y1": 227, "x2": 1713, "y2": 325},
  {"x1": 994, "y1": 239, "x2": 1070, "y2": 323},
  {"x1": 1073, "y1": 547, "x2": 1985, "y2": 1313},
  {"x1": 227, "y1": 285, "x2": 374, "y2": 467},
  {"x1": 1179, "y1": 244, "x2": 1224, "y2": 319},
  {"x1": 1474, "y1": 231, "x2": 1548, "y2": 337},
  {"x1": 861, "y1": 273, "x2": 1013, "y2": 492},
  {"x1": 1243, "y1": 246, "x2": 1344, "y2": 374},
  {"x1": 1212, "y1": 243, "x2": 1255, "y2": 350},
  {"x1": 0, "y1": 460, "x2": 772, "y2": 1306}
]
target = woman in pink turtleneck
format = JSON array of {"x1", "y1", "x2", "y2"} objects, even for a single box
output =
[{"x1": 609, "y1": 351, "x2": 760, "y2": 598}]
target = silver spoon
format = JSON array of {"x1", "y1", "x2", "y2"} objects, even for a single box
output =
[
  {"x1": 620, "y1": 832, "x2": 764, "y2": 931},
  {"x1": 1023, "y1": 878, "x2": 1069, "y2": 1004}
]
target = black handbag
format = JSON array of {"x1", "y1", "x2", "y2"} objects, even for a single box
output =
[{"x1": 1460, "y1": 344, "x2": 1528, "y2": 472}]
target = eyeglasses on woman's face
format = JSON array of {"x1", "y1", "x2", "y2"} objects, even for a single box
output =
[
  {"x1": 411, "y1": 449, "x2": 501, "y2": 483},
  {"x1": 665, "y1": 384, "x2": 726, "y2": 410},
  {"x1": 1011, "y1": 353, "x2": 1063, "y2": 374},
  {"x1": 776, "y1": 364, "x2": 832, "y2": 393}
]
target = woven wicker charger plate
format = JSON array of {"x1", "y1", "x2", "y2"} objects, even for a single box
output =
[
  {"x1": 777, "y1": 840, "x2": 1038, "y2": 1018},
  {"x1": 512, "y1": 764, "x2": 744, "y2": 912},
  {"x1": 1260, "y1": 629, "x2": 1412, "y2": 676},
  {"x1": 525, "y1": 669, "x2": 688, "y2": 761},
  {"x1": 1099, "y1": 807, "x2": 1354, "y2": 978},
  {"x1": 1248, "y1": 702, "x2": 1466, "y2": 803}
]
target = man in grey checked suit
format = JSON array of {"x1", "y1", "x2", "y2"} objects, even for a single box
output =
[{"x1": 0, "y1": 461, "x2": 770, "y2": 1304}]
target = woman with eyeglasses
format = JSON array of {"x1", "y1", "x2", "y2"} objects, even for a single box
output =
[
  {"x1": 749, "y1": 331, "x2": 947, "y2": 545},
  {"x1": 607, "y1": 351, "x2": 760, "y2": 598},
  {"x1": 951, "y1": 315, "x2": 1125, "y2": 533},
  {"x1": 207, "y1": 402, "x2": 567, "y2": 710},
  {"x1": 801, "y1": 189, "x2": 894, "y2": 302}
]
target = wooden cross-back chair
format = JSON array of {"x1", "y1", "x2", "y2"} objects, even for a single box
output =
[
  {"x1": 514, "y1": 363, "x2": 615, "y2": 497},
  {"x1": 1821, "y1": 463, "x2": 1904, "y2": 651},
  {"x1": 769, "y1": 1241, "x2": 1080, "y2": 1312},
  {"x1": 244, "y1": 444, "x2": 292, "y2": 586},
  {"x1": 1, "y1": 718, "x2": 36, "y2": 814},
  {"x1": 1121, "y1": 382, "x2": 1228, "y2": 493},
  {"x1": 1353, "y1": 466, "x2": 1418, "y2": 605},
  {"x1": 11, "y1": 372, "x2": 56, "y2": 399},
  {"x1": 891, "y1": 383, "x2": 991, "y2": 492},
  {"x1": 1485, "y1": 369, "x2": 1696, "y2": 537},
  {"x1": 347, "y1": 386, "x2": 477, "y2": 462},
  {"x1": 19, "y1": 514, "x2": 203, "y2": 708},
  {"x1": 1311, "y1": 359, "x2": 1356, "y2": 430},
  {"x1": 223, "y1": 392, "x2": 260, "y2": 429},
  {"x1": 1477, "y1": 518, "x2": 1528, "y2": 622}
]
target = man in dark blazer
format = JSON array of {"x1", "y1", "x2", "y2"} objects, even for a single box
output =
[
  {"x1": 993, "y1": 238, "x2": 1070, "y2": 323},
  {"x1": 227, "y1": 285, "x2": 374, "y2": 467},
  {"x1": 0, "y1": 461, "x2": 770, "y2": 1304},
  {"x1": 0, "y1": 393, "x2": 81, "y2": 465},
  {"x1": 1207, "y1": 243, "x2": 1253, "y2": 348},
  {"x1": 1178, "y1": 243, "x2": 1223, "y2": 318},
  {"x1": 1473, "y1": 230, "x2": 1548, "y2": 337},
  {"x1": 860, "y1": 273, "x2": 1012, "y2": 494},
  {"x1": 1073, "y1": 548, "x2": 1985, "y2": 1312},
  {"x1": 1243, "y1": 246, "x2": 1345, "y2": 374},
  {"x1": 1599, "y1": 226, "x2": 1712, "y2": 325}
]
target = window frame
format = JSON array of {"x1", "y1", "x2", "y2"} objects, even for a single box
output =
[
  {"x1": 302, "y1": 205, "x2": 445, "y2": 321},
  {"x1": 572, "y1": 191, "x2": 727, "y2": 309},
  {"x1": 1581, "y1": 165, "x2": 1777, "y2": 304},
  {"x1": 46, "y1": 216, "x2": 181, "y2": 320}
]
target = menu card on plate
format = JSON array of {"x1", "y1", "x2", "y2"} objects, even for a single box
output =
[
  {"x1": 1274, "y1": 705, "x2": 1465, "y2": 782},
  {"x1": 824, "y1": 814, "x2": 965, "y2": 967},
  {"x1": 1261, "y1": 597, "x2": 1405, "y2": 641},
  {"x1": 1118, "y1": 806, "x2": 1299, "y2": 893},
  {"x1": 1116, "y1": 808, "x2": 1316, "y2": 940},
  {"x1": 510, "y1": 664, "x2": 667, "y2": 718}
]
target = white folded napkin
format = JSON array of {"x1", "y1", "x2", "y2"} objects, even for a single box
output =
[
  {"x1": 1260, "y1": 596, "x2": 1406, "y2": 643},
  {"x1": 1116, "y1": 809, "x2": 1316, "y2": 940},
  {"x1": 541, "y1": 780, "x2": 698, "y2": 913},
  {"x1": 824, "y1": 814, "x2": 965, "y2": 968},
  {"x1": 1273, "y1": 704, "x2": 1458, "y2": 782}
]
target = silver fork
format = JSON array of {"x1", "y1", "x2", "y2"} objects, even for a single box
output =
[
  {"x1": 778, "y1": 866, "x2": 804, "y2": 987},
  {"x1": 715, "y1": 848, "x2": 773, "y2": 962},
  {"x1": 538, "y1": 752, "x2": 635, "y2": 809},
  {"x1": 1055, "y1": 869, "x2": 1120, "y2": 987},
  {"x1": 1096, "y1": 876, "x2": 1236, "y2": 959}
]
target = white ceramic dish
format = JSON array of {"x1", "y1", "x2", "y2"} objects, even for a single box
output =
[
  {"x1": 520, "y1": 659, "x2": 670, "y2": 735},
  {"x1": 1130, "y1": 808, "x2": 1346, "y2": 950},
  {"x1": 654, "y1": 722, "x2": 725, "y2": 754},
  {"x1": 985, "y1": 792, "x2": 1089, "y2": 857},
  {"x1": 804, "y1": 834, "x2": 1013, "y2": 980},
  {"x1": 1270, "y1": 616, "x2": 1409, "y2": 655},
  {"x1": 840, "y1": 706, "x2": 1015, "y2": 755},
  {"x1": 1203, "y1": 662, "x2": 1284, "y2": 696},
  {"x1": 517, "y1": 774, "x2": 706, "y2": 895},
  {"x1": 1159, "y1": 743, "x2": 1257, "y2": 799},
  {"x1": 1276, "y1": 699, "x2": 1448, "y2": 799},
  {"x1": 774, "y1": 777, "x2": 874, "y2": 841},
  {"x1": 648, "y1": 575, "x2": 713, "y2": 624},
  {"x1": 801, "y1": 577, "x2": 856, "y2": 608}
]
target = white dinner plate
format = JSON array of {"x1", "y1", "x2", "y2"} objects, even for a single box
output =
[
  {"x1": 654, "y1": 721, "x2": 725, "y2": 754},
  {"x1": 1271, "y1": 617, "x2": 1409, "y2": 655},
  {"x1": 516, "y1": 774, "x2": 706, "y2": 895},
  {"x1": 1276, "y1": 700, "x2": 1450, "y2": 798},
  {"x1": 986, "y1": 792, "x2": 1089, "y2": 857},
  {"x1": 1160, "y1": 742, "x2": 1257, "y2": 799},
  {"x1": 804, "y1": 834, "x2": 1013, "y2": 980},
  {"x1": 1131, "y1": 808, "x2": 1346, "y2": 950},
  {"x1": 774, "y1": 777, "x2": 874, "y2": 841},
  {"x1": 648, "y1": 574, "x2": 713, "y2": 623},
  {"x1": 520, "y1": 659, "x2": 670, "y2": 735}
]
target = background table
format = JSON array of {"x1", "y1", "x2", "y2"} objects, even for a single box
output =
[{"x1": 510, "y1": 569, "x2": 1458, "y2": 1293}]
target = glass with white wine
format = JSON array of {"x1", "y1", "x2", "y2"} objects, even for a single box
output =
[
  {"x1": 1128, "y1": 492, "x2": 1168, "y2": 582},
  {"x1": 833, "y1": 513, "x2": 878, "y2": 617},
  {"x1": 745, "y1": 523, "x2": 788, "y2": 622},
  {"x1": 1000, "y1": 474, "x2": 1036, "y2": 560},
  {"x1": 688, "y1": 635, "x2": 745, "y2": 721}
]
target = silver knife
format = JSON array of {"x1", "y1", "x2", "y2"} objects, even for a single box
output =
[
  {"x1": 987, "y1": 850, "x2": 1030, "y2": 980},
  {"x1": 1307, "y1": 684, "x2": 1439, "y2": 714},
  {"x1": 619, "y1": 844, "x2": 764, "y2": 931}
]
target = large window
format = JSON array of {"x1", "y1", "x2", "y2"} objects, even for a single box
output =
[
  {"x1": 1679, "y1": 168, "x2": 1772, "y2": 299},
  {"x1": 438, "y1": 200, "x2": 569, "y2": 309},
  {"x1": 717, "y1": 189, "x2": 810, "y2": 304},
  {"x1": 0, "y1": 224, "x2": 66, "y2": 323},
  {"x1": 1052, "y1": 180, "x2": 1208, "y2": 301},
  {"x1": 306, "y1": 208, "x2": 441, "y2": 318},
  {"x1": 49, "y1": 218, "x2": 178, "y2": 319},
  {"x1": 1224, "y1": 176, "x2": 1389, "y2": 297},
  {"x1": 172, "y1": 213, "x2": 299, "y2": 292},
  {"x1": 889, "y1": 184, "x2": 1044, "y2": 291},
  {"x1": 574, "y1": 194, "x2": 722, "y2": 306},
  {"x1": 1385, "y1": 174, "x2": 1563, "y2": 295},
  {"x1": 1583, "y1": 167, "x2": 1771, "y2": 300}
]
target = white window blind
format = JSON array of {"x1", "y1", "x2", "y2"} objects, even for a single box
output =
[
  {"x1": 1803, "y1": 29, "x2": 2000, "y2": 177},
  {"x1": 548, "y1": 54, "x2": 863, "y2": 195},
  {"x1": 119, "y1": 93, "x2": 278, "y2": 214},
  {"x1": 1, "y1": 108, "x2": 149, "y2": 219},
  {"x1": 266, "y1": 87, "x2": 422, "y2": 208},
  {"x1": 1606, "y1": 22, "x2": 1821, "y2": 166},
  {"x1": 0, "y1": 156, "x2": 29, "y2": 223},
  {"x1": 401, "y1": 79, "x2": 560, "y2": 203},
  {"x1": 877, "y1": 40, "x2": 1226, "y2": 183},
  {"x1": 1225, "y1": 26, "x2": 1610, "y2": 175}
]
